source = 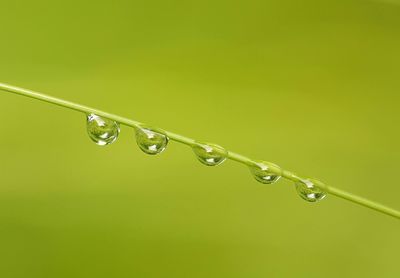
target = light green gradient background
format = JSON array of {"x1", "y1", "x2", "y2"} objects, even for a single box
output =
[{"x1": 0, "y1": 0, "x2": 399, "y2": 277}]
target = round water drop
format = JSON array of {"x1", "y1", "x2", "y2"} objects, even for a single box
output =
[
  {"x1": 192, "y1": 142, "x2": 228, "y2": 166},
  {"x1": 135, "y1": 126, "x2": 169, "y2": 155},
  {"x1": 249, "y1": 161, "x2": 282, "y2": 184},
  {"x1": 86, "y1": 113, "x2": 120, "y2": 146},
  {"x1": 295, "y1": 179, "x2": 326, "y2": 202}
]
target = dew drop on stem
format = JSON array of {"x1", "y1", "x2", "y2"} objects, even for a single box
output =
[
  {"x1": 192, "y1": 142, "x2": 228, "y2": 166},
  {"x1": 249, "y1": 161, "x2": 282, "y2": 184},
  {"x1": 135, "y1": 126, "x2": 169, "y2": 155},
  {"x1": 86, "y1": 113, "x2": 120, "y2": 146},
  {"x1": 295, "y1": 178, "x2": 326, "y2": 202}
]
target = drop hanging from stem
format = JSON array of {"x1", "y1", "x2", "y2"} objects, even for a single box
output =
[{"x1": 86, "y1": 113, "x2": 120, "y2": 146}]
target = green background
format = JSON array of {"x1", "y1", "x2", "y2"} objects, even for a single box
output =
[{"x1": 0, "y1": 0, "x2": 399, "y2": 277}]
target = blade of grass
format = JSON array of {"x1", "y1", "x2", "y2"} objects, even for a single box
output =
[{"x1": 1, "y1": 82, "x2": 399, "y2": 220}]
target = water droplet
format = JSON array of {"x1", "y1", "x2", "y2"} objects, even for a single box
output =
[
  {"x1": 135, "y1": 126, "x2": 169, "y2": 155},
  {"x1": 192, "y1": 142, "x2": 228, "y2": 166},
  {"x1": 249, "y1": 161, "x2": 282, "y2": 184},
  {"x1": 86, "y1": 113, "x2": 120, "y2": 146},
  {"x1": 295, "y1": 179, "x2": 326, "y2": 202}
]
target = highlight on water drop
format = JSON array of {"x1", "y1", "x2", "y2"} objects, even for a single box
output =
[
  {"x1": 295, "y1": 178, "x2": 326, "y2": 202},
  {"x1": 192, "y1": 142, "x2": 228, "y2": 166},
  {"x1": 249, "y1": 161, "x2": 282, "y2": 184},
  {"x1": 135, "y1": 125, "x2": 169, "y2": 155},
  {"x1": 86, "y1": 113, "x2": 120, "y2": 146}
]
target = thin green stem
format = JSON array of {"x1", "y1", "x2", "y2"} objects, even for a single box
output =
[{"x1": 1, "y1": 82, "x2": 399, "y2": 220}]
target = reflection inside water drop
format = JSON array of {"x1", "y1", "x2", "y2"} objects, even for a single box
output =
[
  {"x1": 249, "y1": 161, "x2": 282, "y2": 184},
  {"x1": 86, "y1": 113, "x2": 120, "y2": 146},
  {"x1": 135, "y1": 126, "x2": 169, "y2": 155},
  {"x1": 295, "y1": 179, "x2": 326, "y2": 202},
  {"x1": 192, "y1": 142, "x2": 228, "y2": 166}
]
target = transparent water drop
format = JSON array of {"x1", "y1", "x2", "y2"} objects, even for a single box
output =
[
  {"x1": 249, "y1": 161, "x2": 282, "y2": 184},
  {"x1": 295, "y1": 179, "x2": 326, "y2": 202},
  {"x1": 192, "y1": 142, "x2": 228, "y2": 166},
  {"x1": 135, "y1": 126, "x2": 169, "y2": 155},
  {"x1": 86, "y1": 113, "x2": 120, "y2": 146}
]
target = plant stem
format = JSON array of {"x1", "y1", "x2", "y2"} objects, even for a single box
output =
[{"x1": 1, "y1": 82, "x2": 399, "y2": 220}]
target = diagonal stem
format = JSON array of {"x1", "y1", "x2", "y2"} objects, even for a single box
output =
[{"x1": 1, "y1": 82, "x2": 399, "y2": 220}]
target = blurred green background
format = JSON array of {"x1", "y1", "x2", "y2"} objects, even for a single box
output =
[{"x1": 0, "y1": 0, "x2": 399, "y2": 277}]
